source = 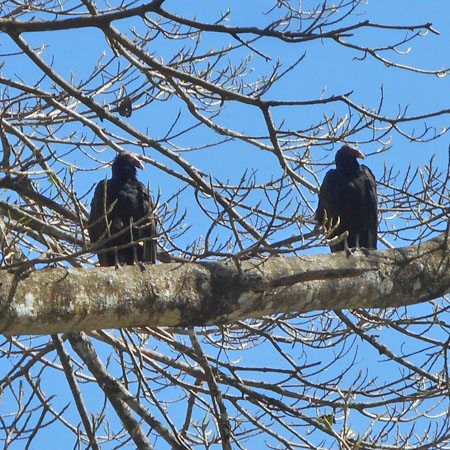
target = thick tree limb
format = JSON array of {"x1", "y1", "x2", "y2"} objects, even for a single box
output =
[
  {"x1": 1, "y1": 234, "x2": 450, "y2": 336},
  {"x1": 0, "y1": 0, "x2": 165, "y2": 33}
]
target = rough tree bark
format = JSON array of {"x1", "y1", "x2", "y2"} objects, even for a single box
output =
[{"x1": 1, "y1": 233, "x2": 449, "y2": 335}]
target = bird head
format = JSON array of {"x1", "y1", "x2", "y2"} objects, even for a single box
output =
[
  {"x1": 337, "y1": 145, "x2": 365, "y2": 160},
  {"x1": 335, "y1": 145, "x2": 366, "y2": 173},
  {"x1": 111, "y1": 152, "x2": 144, "y2": 180},
  {"x1": 115, "y1": 152, "x2": 144, "y2": 170}
]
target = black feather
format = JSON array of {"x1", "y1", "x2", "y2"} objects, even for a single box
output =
[
  {"x1": 88, "y1": 153, "x2": 157, "y2": 266},
  {"x1": 315, "y1": 145, "x2": 378, "y2": 252}
]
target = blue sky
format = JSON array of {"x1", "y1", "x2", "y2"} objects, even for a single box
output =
[{"x1": 1, "y1": 1, "x2": 450, "y2": 448}]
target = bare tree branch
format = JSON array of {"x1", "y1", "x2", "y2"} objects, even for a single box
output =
[{"x1": 2, "y1": 1, "x2": 450, "y2": 448}]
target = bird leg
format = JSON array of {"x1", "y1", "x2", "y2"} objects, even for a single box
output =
[
  {"x1": 129, "y1": 220, "x2": 146, "y2": 271},
  {"x1": 354, "y1": 233, "x2": 371, "y2": 255},
  {"x1": 114, "y1": 247, "x2": 122, "y2": 269},
  {"x1": 133, "y1": 243, "x2": 146, "y2": 272},
  {"x1": 344, "y1": 236, "x2": 352, "y2": 257},
  {"x1": 356, "y1": 233, "x2": 370, "y2": 256},
  {"x1": 345, "y1": 233, "x2": 360, "y2": 255},
  {"x1": 132, "y1": 243, "x2": 138, "y2": 264}
]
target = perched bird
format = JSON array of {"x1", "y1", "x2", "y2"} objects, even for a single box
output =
[
  {"x1": 315, "y1": 145, "x2": 377, "y2": 253},
  {"x1": 88, "y1": 152, "x2": 157, "y2": 266}
]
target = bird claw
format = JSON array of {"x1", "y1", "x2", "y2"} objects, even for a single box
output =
[
  {"x1": 132, "y1": 245, "x2": 146, "y2": 271},
  {"x1": 344, "y1": 235, "x2": 372, "y2": 257},
  {"x1": 345, "y1": 246, "x2": 371, "y2": 257},
  {"x1": 344, "y1": 238, "x2": 353, "y2": 257}
]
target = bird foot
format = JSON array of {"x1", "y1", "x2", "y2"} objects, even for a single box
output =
[
  {"x1": 344, "y1": 238, "x2": 353, "y2": 257},
  {"x1": 131, "y1": 245, "x2": 146, "y2": 271},
  {"x1": 346, "y1": 246, "x2": 371, "y2": 257}
]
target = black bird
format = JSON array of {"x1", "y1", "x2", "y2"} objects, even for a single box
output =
[
  {"x1": 315, "y1": 145, "x2": 377, "y2": 253},
  {"x1": 88, "y1": 152, "x2": 157, "y2": 266}
]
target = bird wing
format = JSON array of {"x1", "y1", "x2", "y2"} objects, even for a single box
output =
[
  {"x1": 88, "y1": 180, "x2": 116, "y2": 266},
  {"x1": 361, "y1": 165, "x2": 378, "y2": 248},
  {"x1": 316, "y1": 169, "x2": 339, "y2": 225},
  {"x1": 136, "y1": 181, "x2": 157, "y2": 264},
  {"x1": 88, "y1": 180, "x2": 108, "y2": 244}
]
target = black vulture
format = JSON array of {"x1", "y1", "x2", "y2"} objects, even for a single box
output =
[
  {"x1": 88, "y1": 152, "x2": 157, "y2": 266},
  {"x1": 315, "y1": 145, "x2": 377, "y2": 253}
]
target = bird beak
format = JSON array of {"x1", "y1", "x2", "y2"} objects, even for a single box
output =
[
  {"x1": 122, "y1": 152, "x2": 144, "y2": 169},
  {"x1": 351, "y1": 148, "x2": 365, "y2": 159}
]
